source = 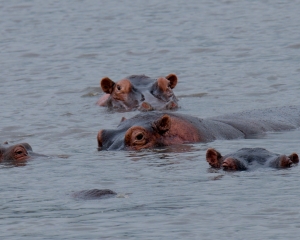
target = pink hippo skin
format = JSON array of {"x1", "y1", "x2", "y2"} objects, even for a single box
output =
[
  {"x1": 97, "y1": 74, "x2": 178, "y2": 111},
  {"x1": 97, "y1": 105, "x2": 300, "y2": 150},
  {"x1": 206, "y1": 148, "x2": 299, "y2": 171}
]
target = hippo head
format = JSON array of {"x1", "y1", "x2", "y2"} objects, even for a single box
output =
[
  {"x1": 206, "y1": 148, "x2": 246, "y2": 171},
  {"x1": 101, "y1": 77, "x2": 145, "y2": 110},
  {"x1": 139, "y1": 74, "x2": 178, "y2": 111},
  {"x1": 97, "y1": 113, "x2": 173, "y2": 150},
  {"x1": 207, "y1": 148, "x2": 300, "y2": 171},
  {"x1": 149, "y1": 74, "x2": 178, "y2": 103},
  {"x1": 0, "y1": 143, "x2": 32, "y2": 161},
  {"x1": 272, "y1": 154, "x2": 299, "y2": 168},
  {"x1": 100, "y1": 74, "x2": 178, "y2": 111}
]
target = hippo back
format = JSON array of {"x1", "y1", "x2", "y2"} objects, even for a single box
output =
[
  {"x1": 223, "y1": 148, "x2": 280, "y2": 165},
  {"x1": 211, "y1": 105, "x2": 300, "y2": 137},
  {"x1": 72, "y1": 189, "x2": 117, "y2": 200}
]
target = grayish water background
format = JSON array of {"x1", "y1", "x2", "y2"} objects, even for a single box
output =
[{"x1": 1, "y1": 0, "x2": 300, "y2": 239}]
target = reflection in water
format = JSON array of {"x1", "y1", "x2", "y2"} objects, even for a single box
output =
[
  {"x1": 126, "y1": 144, "x2": 200, "y2": 162},
  {"x1": 178, "y1": 92, "x2": 207, "y2": 98},
  {"x1": 0, "y1": 160, "x2": 28, "y2": 167},
  {"x1": 127, "y1": 144, "x2": 199, "y2": 157},
  {"x1": 208, "y1": 174, "x2": 224, "y2": 181}
]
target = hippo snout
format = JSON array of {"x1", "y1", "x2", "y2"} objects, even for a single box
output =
[{"x1": 165, "y1": 101, "x2": 178, "y2": 110}]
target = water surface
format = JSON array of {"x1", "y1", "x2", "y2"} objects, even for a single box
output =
[{"x1": 1, "y1": 0, "x2": 300, "y2": 239}]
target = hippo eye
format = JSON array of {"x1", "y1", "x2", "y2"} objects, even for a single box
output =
[
  {"x1": 16, "y1": 150, "x2": 23, "y2": 155},
  {"x1": 117, "y1": 85, "x2": 121, "y2": 91},
  {"x1": 136, "y1": 133, "x2": 144, "y2": 141}
]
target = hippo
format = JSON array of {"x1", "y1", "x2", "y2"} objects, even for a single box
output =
[
  {"x1": 0, "y1": 143, "x2": 33, "y2": 162},
  {"x1": 97, "y1": 74, "x2": 178, "y2": 111},
  {"x1": 97, "y1": 105, "x2": 300, "y2": 150},
  {"x1": 206, "y1": 148, "x2": 299, "y2": 171},
  {"x1": 72, "y1": 189, "x2": 117, "y2": 200},
  {"x1": 0, "y1": 143, "x2": 45, "y2": 166}
]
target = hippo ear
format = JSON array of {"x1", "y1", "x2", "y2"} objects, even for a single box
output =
[
  {"x1": 206, "y1": 148, "x2": 223, "y2": 168},
  {"x1": 152, "y1": 114, "x2": 171, "y2": 134},
  {"x1": 165, "y1": 73, "x2": 178, "y2": 89},
  {"x1": 97, "y1": 130, "x2": 103, "y2": 149},
  {"x1": 120, "y1": 117, "x2": 127, "y2": 123},
  {"x1": 118, "y1": 117, "x2": 127, "y2": 126},
  {"x1": 101, "y1": 77, "x2": 115, "y2": 94},
  {"x1": 289, "y1": 153, "x2": 299, "y2": 164},
  {"x1": 206, "y1": 148, "x2": 222, "y2": 161}
]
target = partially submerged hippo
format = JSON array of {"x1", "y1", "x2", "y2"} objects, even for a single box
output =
[
  {"x1": 0, "y1": 143, "x2": 44, "y2": 166},
  {"x1": 206, "y1": 148, "x2": 299, "y2": 171},
  {"x1": 0, "y1": 143, "x2": 33, "y2": 162},
  {"x1": 97, "y1": 74, "x2": 178, "y2": 111},
  {"x1": 97, "y1": 105, "x2": 300, "y2": 150},
  {"x1": 72, "y1": 189, "x2": 117, "y2": 200}
]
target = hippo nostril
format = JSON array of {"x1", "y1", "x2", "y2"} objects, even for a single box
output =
[
  {"x1": 139, "y1": 102, "x2": 153, "y2": 112},
  {"x1": 165, "y1": 101, "x2": 178, "y2": 110}
]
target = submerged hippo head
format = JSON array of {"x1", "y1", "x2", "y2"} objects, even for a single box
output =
[
  {"x1": 0, "y1": 143, "x2": 32, "y2": 162},
  {"x1": 97, "y1": 112, "x2": 202, "y2": 151},
  {"x1": 149, "y1": 74, "x2": 178, "y2": 102},
  {"x1": 72, "y1": 189, "x2": 117, "y2": 200},
  {"x1": 98, "y1": 74, "x2": 178, "y2": 111},
  {"x1": 206, "y1": 148, "x2": 299, "y2": 171}
]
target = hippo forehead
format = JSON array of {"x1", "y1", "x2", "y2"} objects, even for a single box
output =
[
  {"x1": 115, "y1": 79, "x2": 133, "y2": 90},
  {"x1": 124, "y1": 112, "x2": 164, "y2": 124},
  {"x1": 126, "y1": 75, "x2": 154, "y2": 87},
  {"x1": 110, "y1": 112, "x2": 166, "y2": 133},
  {"x1": 226, "y1": 148, "x2": 279, "y2": 163}
]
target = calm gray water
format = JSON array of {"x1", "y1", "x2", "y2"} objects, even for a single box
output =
[{"x1": 1, "y1": 0, "x2": 300, "y2": 239}]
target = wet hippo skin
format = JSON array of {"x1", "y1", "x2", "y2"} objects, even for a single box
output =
[
  {"x1": 97, "y1": 105, "x2": 300, "y2": 150},
  {"x1": 97, "y1": 74, "x2": 178, "y2": 111},
  {"x1": 0, "y1": 143, "x2": 47, "y2": 167},
  {"x1": 72, "y1": 189, "x2": 117, "y2": 200},
  {"x1": 206, "y1": 147, "x2": 299, "y2": 171},
  {"x1": 0, "y1": 143, "x2": 33, "y2": 162}
]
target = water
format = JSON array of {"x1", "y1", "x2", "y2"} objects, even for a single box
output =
[{"x1": 1, "y1": 0, "x2": 300, "y2": 239}]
